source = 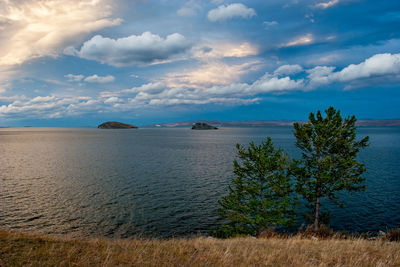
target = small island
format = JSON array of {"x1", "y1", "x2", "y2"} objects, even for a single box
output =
[
  {"x1": 191, "y1": 122, "x2": 218, "y2": 130},
  {"x1": 98, "y1": 121, "x2": 138, "y2": 129}
]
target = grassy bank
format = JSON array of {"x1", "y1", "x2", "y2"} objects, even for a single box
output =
[{"x1": 1, "y1": 230, "x2": 399, "y2": 266}]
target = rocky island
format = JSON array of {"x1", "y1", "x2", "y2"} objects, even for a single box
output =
[
  {"x1": 191, "y1": 122, "x2": 218, "y2": 130},
  {"x1": 98, "y1": 121, "x2": 138, "y2": 129}
]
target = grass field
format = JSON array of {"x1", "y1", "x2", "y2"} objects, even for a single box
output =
[{"x1": 1, "y1": 230, "x2": 399, "y2": 266}]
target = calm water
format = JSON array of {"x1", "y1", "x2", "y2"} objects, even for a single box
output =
[{"x1": 1, "y1": 127, "x2": 399, "y2": 238}]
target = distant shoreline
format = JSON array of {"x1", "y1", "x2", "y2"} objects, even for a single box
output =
[
  {"x1": 1, "y1": 119, "x2": 400, "y2": 128},
  {"x1": 144, "y1": 119, "x2": 400, "y2": 128}
]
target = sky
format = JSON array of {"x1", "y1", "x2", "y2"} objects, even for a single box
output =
[{"x1": 0, "y1": 0, "x2": 399, "y2": 126}]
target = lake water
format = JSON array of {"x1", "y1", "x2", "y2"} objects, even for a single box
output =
[{"x1": 0, "y1": 127, "x2": 399, "y2": 238}]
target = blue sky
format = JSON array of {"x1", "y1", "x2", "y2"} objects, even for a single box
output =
[{"x1": 0, "y1": 0, "x2": 399, "y2": 126}]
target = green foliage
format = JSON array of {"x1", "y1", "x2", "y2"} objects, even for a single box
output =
[
  {"x1": 216, "y1": 137, "x2": 297, "y2": 237},
  {"x1": 292, "y1": 106, "x2": 369, "y2": 230}
]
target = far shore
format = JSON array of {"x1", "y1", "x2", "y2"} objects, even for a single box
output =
[{"x1": 1, "y1": 118, "x2": 400, "y2": 129}]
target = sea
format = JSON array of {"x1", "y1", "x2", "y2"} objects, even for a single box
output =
[{"x1": 1, "y1": 127, "x2": 399, "y2": 238}]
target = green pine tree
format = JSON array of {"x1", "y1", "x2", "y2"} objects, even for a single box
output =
[
  {"x1": 293, "y1": 107, "x2": 369, "y2": 231},
  {"x1": 216, "y1": 137, "x2": 297, "y2": 237}
]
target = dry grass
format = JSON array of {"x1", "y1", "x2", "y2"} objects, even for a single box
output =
[{"x1": 1, "y1": 230, "x2": 400, "y2": 266}]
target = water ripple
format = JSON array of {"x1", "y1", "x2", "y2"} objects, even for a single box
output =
[{"x1": 0, "y1": 127, "x2": 399, "y2": 237}]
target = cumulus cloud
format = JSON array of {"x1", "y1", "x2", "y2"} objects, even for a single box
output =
[
  {"x1": 314, "y1": 0, "x2": 340, "y2": 9},
  {"x1": 308, "y1": 53, "x2": 400, "y2": 86},
  {"x1": 121, "y1": 74, "x2": 302, "y2": 108},
  {"x1": 274, "y1": 64, "x2": 303, "y2": 76},
  {"x1": 207, "y1": 3, "x2": 256, "y2": 22},
  {"x1": 161, "y1": 60, "x2": 262, "y2": 89},
  {"x1": 109, "y1": 70, "x2": 304, "y2": 109},
  {"x1": 104, "y1": 96, "x2": 121, "y2": 103},
  {"x1": 202, "y1": 76, "x2": 304, "y2": 98},
  {"x1": 307, "y1": 66, "x2": 336, "y2": 86},
  {"x1": 0, "y1": 0, "x2": 121, "y2": 66},
  {"x1": 250, "y1": 74, "x2": 304, "y2": 94},
  {"x1": 157, "y1": 40, "x2": 261, "y2": 90},
  {"x1": 84, "y1": 75, "x2": 115, "y2": 83},
  {"x1": 122, "y1": 82, "x2": 167, "y2": 95},
  {"x1": 147, "y1": 97, "x2": 259, "y2": 106},
  {"x1": 65, "y1": 74, "x2": 84, "y2": 82},
  {"x1": 108, "y1": 83, "x2": 261, "y2": 108},
  {"x1": 0, "y1": 95, "x2": 103, "y2": 119},
  {"x1": 2, "y1": 53, "x2": 399, "y2": 119},
  {"x1": 158, "y1": 53, "x2": 400, "y2": 102},
  {"x1": 333, "y1": 53, "x2": 400, "y2": 82},
  {"x1": 65, "y1": 73, "x2": 115, "y2": 83},
  {"x1": 65, "y1": 32, "x2": 191, "y2": 66}
]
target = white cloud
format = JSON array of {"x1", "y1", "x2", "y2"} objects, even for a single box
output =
[
  {"x1": 84, "y1": 75, "x2": 115, "y2": 83},
  {"x1": 193, "y1": 42, "x2": 258, "y2": 59},
  {"x1": 307, "y1": 66, "x2": 336, "y2": 86},
  {"x1": 199, "y1": 76, "x2": 304, "y2": 98},
  {"x1": 333, "y1": 53, "x2": 400, "y2": 82},
  {"x1": 263, "y1": 21, "x2": 278, "y2": 29},
  {"x1": 122, "y1": 82, "x2": 167, "y2": 95},
  {"x1": 2, "y1": 53, "x2": 399, "y2": 119},
  {"x1": 0, "y1": 0, "x2": 121, "y2": 66},
  {"x1": 274, "y1": 64, "x2": 303, "y2": 76},
  {"x1": 116, "y1": 70, "x2": 304, "y2": 108},
  {"x1": 186, "y1": 41, "x2": 260, "y2": 88},
  {"x1": 104, "y1": 96, "x2": 120, "y2": 103},
  {"x1": 65, "y1": 32, "x2": 191, "y2": 66},
  {"x1": 0, "y1": 95, "x2": 103, "y2": 119},
  {"x1": 0, "y1": 94, "x2": 26, "y2": 103},
  {"x1": 250, "y1": 74, "x2": 304, "y2": 94},
  {"x1": 280, "y1": 34, "x2": 314, "y2": 48},
  {"x1": 308, "y1": 53, "x2": 400, "y2": 86},
  {"x1": 207, "y1": 3, "x2": 256, "y2": 22},
  {"x1": 65, "y1": 74, "x2": 84, "y2": 82},
  {"x1": 161, "y1": 60, "x2": 262, "y2": 89},
  {"x1": 147, "y1": 97, "x2": 259, "y2": 106},
  {"x1": 314, "y1": 0, "x2": 340, "y2": 9}
]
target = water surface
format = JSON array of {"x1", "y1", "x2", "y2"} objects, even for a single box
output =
[{"x1": 1, "y1": 127, "x2": 399, "y2": 237}]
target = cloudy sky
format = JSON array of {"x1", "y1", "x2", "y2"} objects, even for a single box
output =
[{"x1": 0, "y1": 0, "x2": 399, "y2": 126}]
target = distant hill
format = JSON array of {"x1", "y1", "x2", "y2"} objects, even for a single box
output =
[
  {"x1": 145, "y1": 119, "x2": 400, "y2": 128},
  {"x1": 356, "y1": 119, "x2": 400, "y2": 126},
  {"x1": 98, "y1": 121, "x2": 138, "y2": 129},
  {"x1": 191, "y1": 122, "x2": 218, "y2": 130}
]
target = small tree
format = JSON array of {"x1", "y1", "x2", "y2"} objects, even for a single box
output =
[
  {"x1": 293, "y1": 107, "x2": 369, "y2": 231},
  {"x1": 216, "y1": 137, "x2": 297, "y2": 237}
]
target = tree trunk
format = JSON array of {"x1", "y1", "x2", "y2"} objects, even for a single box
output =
[
  {"x1": 315, "y1": 152, "x2": 321, "y2": 232},
  {"x1": 314, "y1": 196, "x2": 320, "y2": 231}
]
